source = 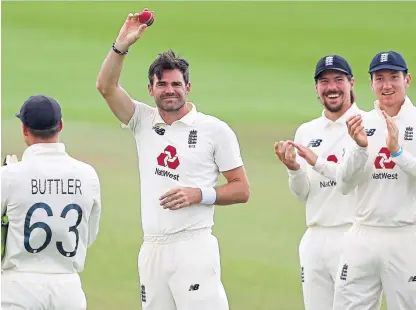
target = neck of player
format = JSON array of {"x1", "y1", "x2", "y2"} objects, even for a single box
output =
[
  {"x1": 29, "y1": 137, "x2": 59, "y2": 146},
  {"x1": 325, "y1": 102, "x2": 352, "y2": 121},
  {"x1": 379, "y1": 98, "x2": 405, "y2": 117},
  {"x1": 159, "y1": 102, "x2": 192, "y2": 125}
]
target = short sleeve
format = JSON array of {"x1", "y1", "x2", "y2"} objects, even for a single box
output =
[
  {"x1": 127, "y1": 100, "x2": 156, "y2": 134},
  {"x1": 214, "y1": 122, "x2": 244, "y2": 172}
]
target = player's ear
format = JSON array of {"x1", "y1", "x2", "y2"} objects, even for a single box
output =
[
  {"x1": 22, "y1": 124, "x2": 29, "y2": 137},
  {"x1": 349, "y1": 76, "x2": 355, "y2": 88},
  {"x1": 369, "y1": 74, "x2": 376, "y2": 93},
  {"x1": 57, "y1": 119, "x2": 63, "y2": 132},
  {"x1": 405, "y1": 73, "x2": 411, "y2": 88},
  {"x1": 186, "y1": 82, "x2": 191, "y2": 94},
  {"x1": 148, "y1": 84, "x2": 154, "y2": 97}
]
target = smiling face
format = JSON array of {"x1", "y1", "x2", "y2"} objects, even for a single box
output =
[
  {"x1": 370, "y1": 70, "x2": 411, "y2": 109},
  {"x1": 148, "y1": 69, "x2": 191, "y2": 113},
  {"x1": 315, "y1": 70, "x2": 354, "y2": 113}
]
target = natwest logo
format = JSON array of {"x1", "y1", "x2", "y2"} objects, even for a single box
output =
[
  {"x1": 157, "y1": 145, "x2": 180, "y2": 169},
  {"x1": 327, "y1": 154, "x2": 338, "y2": 163},
  {"x1": 374, "y1": 147, "x2": 395, "y2": 169},
  {"x1": 155, "y1": 145, "x2": 180, "y2": 181}
]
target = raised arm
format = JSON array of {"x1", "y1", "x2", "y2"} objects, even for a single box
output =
[
  {"x1": 96, "y1": 11, "x2": 151, "y2": 125},
  {"x1": 383, "y1": 110, "x2": 416, "y2": 178},
  {"x1": 336, "y1": 114, "x2": 369, "y2": 194}
]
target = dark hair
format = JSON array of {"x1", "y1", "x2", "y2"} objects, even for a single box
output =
[
  {"x1": 350, "y1": 90, "x2": 356, "y2": 104},
  {"x1": 28, "y1": 125, "x2": 59, "y2": 139},
  {"x1": 347, "y1": 76, "x2": 355, "y2": 104},
  {"x1": 148, "y1": 50, "x2": 190, "y2": 85}
]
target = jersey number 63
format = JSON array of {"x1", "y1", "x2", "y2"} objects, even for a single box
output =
[{"x1": 24, "y1": 203, "x2": 82, "y2": 257}]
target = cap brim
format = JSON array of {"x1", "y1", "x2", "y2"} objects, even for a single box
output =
[
  {"x1": 314, "y1": 68, "x2": 351, "y2": 79},
  {"x1": 369, "y1": 64, "x2": 407, "y2": 73},
  {"x1": 15, "y1": 112, "x2": 21, "y2": 119}
]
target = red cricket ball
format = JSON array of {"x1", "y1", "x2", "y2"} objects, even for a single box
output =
[{"x1": 139, "y1": 11, "x2": 154, "y2": 26}]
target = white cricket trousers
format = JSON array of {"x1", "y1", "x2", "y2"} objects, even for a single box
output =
[
  {"x1": 1, "y1": 271, "x2": 86, "y2": 310},
  {"x1": 299, "y1": 224, "x2": 357, "y2": 310},
  {"x1": 137, "y1": 228, "x2": 229, "y2": 310},
  {"x1": 333, "y1": 223, "x2": 416, "y2": 310}
]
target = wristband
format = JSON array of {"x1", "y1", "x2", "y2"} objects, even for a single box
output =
[
  {"x1": 391, "y1": 146, "x2": 403, "y2": 158},
  {"x1": 200, "y1": 187, "x2": 216, "y2": 205},
  {"x1": 112, "y1": 43, "x2": 128, "y2": 55}
]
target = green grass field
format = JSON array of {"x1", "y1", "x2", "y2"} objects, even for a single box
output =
[{"x1": 2, "y1": 1, "x2": 415, "y2": 309}]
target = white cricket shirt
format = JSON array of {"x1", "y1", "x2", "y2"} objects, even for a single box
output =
[
  {"x1": 338, "y1": 97, "x2": 416, "y2": 227},
  {"x1": 287, "y1": 103, "x2": 362, "y2": 227},
  {"x1": 1, "y1": 143, "x2": 101, "y2": 274},
  {"x1": 127, "y1": 101, "x2": 243, "y2": 236}
]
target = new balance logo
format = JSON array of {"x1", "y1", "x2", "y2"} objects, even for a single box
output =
[
  {"x1": 408, "y1": 276, "x2": 416, "y2": 282},
  {"x1": 189, "y1": 284, "x2": 200, "y2": 291},
  {"x1": 404, "y1": 126, "x2": 413, "y2": 141},
  {"x1": 153, "y1": 125, "x2": 165, "y2": 136},
  {"x1": 365, "y1": 128, "x2": 376, "y2": 136},
  {"x1": 308, "y1": 139, "x2": 322, "y2": 147},
  {"x1": 340, "y1": 264, "x2": 348, "y2": 281}
]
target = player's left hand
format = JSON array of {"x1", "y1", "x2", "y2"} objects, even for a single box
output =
[
  {"x1": 159, "y1": 187, "x2": 202, "y2": 210},
  {"x1": 288, "y1": 142, "x2": 318, "y2": 166},
  {"x1": 382, "y1": 110, "x2": 400, "y2": 154}
]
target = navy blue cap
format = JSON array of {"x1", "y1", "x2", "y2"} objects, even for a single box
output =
[
  {"x1": 368, "y1": 51, "x2": 408, "y2": 74},
  {"x1": 16, "y1": 95, "x2": 62, "y2": 130},
  {"x1": 314, "y1": 55, "x2": 353, "y2": 79}
]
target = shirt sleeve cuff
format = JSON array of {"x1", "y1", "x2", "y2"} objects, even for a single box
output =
[
  {"x1": 219, "y1": 161, "x2": 244, "y2": 173},
  {"x1": 287, "y1": 167, "x2": 306, "y2": 178},
  {"x1": 354, "y1": 144, "x2": 368, "y2": 153},
  {"x1": 393, "y1": 148, "x2": 412, "y2": 166},
  {"x1": 312, "y1": 156, "x2": 326, "y2": 174}
]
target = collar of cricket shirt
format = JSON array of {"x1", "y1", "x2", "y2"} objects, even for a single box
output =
[
  {"x1": 321, "y1": 102, "x2": 360, "y2": 128},
  {"x1": 22, "y1": 143, "x2": 66, "y2": 161},
  {"x1": 152, "y1": 102, "x2": 198, "y2": 127},
  {"x1": 374, "y1": 96, "x2": 414, "y2": 120}
]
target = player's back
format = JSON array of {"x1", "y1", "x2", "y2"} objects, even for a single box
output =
[{"x1": 1, "y1": 143, "x2": 101, "y2": 274}]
